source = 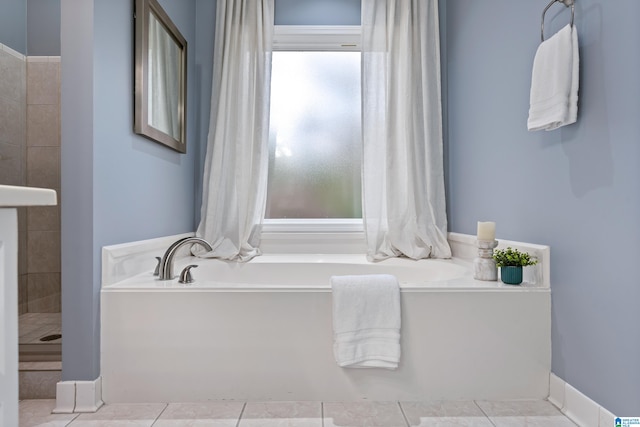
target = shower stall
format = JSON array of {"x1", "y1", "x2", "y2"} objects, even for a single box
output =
[{"x1": 0, "y1": 43, "x2": 62, "y2": 397}]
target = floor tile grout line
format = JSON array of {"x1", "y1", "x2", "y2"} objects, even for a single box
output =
[
  {"x1": 474, "y1": 400, "x2": 497, "y2": 427},
  {"x1": 149, "y1": 402, "x2": 169, "y2": 426},
  {"x1": 235, "y1": 401, "x2": 247, "y2": 427},
  {"x1": 545, "y1": 398, "x2": 580, "y2": 427},
  {"x1": 64, "y1": 413, "x2": 80, "y2": 426},
  {"x1": 397, "y1": 401, "x2": 411, "y2": 427}
]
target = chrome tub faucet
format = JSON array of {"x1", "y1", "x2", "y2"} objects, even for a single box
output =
[{"x1": 157, "y1": 237, "x2": 213, "y2": 280}]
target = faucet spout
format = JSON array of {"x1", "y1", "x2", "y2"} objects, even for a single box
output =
[{"x1": 158, "y1": 237, "x2": 213, "y2": 280}]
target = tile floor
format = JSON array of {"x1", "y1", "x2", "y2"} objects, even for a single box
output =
[{"x1": 19, "y1": 399, "x2": 577, "y2": 426}]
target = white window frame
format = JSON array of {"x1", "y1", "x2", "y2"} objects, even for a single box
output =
[
  {"x1": 262, "y1": 25, "x2": 364, "y2": 237},
  {"x1": 273, "y1": 25, "x2": 361, "y2": 51}
]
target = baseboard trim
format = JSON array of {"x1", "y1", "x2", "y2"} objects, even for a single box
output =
[
  {"x1": 549, "y1": 373, "x2": 616, "y2": 427},
  {"x1": 53, "y1": 377, "x2": 103, "y2": 413},
  {"x1": 53, "y1": 371, "x2": 616, "y2": 422}
]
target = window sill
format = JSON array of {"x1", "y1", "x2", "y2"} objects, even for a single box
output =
[
  {"x1": 260, "y1": 219, "x2": 366, "y2": 254},
  {"x1": 262, "y1": 218, "x2": 363, "y2": 234}
]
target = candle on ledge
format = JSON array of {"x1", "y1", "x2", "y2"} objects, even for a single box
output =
[{"x1": 477, "y1": 221, "x2": 496, "y2": 241}]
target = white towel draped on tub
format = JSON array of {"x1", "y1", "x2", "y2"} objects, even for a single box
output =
[
  {"x1": 331, "y1": 274, "x2": 401, "y2": 369},
  {"x1": 528, "y1": 24, "x2": 579, "y2": 131}
]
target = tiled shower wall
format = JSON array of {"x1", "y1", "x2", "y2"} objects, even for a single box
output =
[
  {"x1": 0, "y1": 44, "x2": 61, "y2": 315},
  {"x1": 25, "y1": 56, "x2": 61, "y2": 314}
]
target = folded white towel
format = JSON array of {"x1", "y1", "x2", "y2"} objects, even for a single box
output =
[
  {"x1": 527, "y1": 24, "x2": 579, "y2": 131},
  {"x1": 331, "y1": 274, "x2": 401, "y2": 369}
]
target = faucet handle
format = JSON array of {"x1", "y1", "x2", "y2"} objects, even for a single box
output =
[
  {"x1": 179, "y1": 265, "x2": 199, "y2": 284},
  {"x1": 153, "y1": 257, "x2": 162, "y2": 276}
]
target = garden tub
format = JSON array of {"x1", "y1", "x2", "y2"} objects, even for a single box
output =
[{"x1": 100, "y1": 233, "x2": 551, "y2": 403}]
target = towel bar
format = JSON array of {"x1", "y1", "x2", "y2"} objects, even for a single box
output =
[{"x1": 541, "y1": 0, "x2": 575, "y2": 41}]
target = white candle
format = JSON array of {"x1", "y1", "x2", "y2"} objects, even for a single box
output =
[{"x1": 477, "y1": 221, "x2": 496, "y2": 241}]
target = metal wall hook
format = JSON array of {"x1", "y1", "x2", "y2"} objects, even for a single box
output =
[{"x1": 541, "y1": 0, "x2": 575, "y2": 42}]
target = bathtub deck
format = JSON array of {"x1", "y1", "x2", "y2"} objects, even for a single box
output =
[{"x1": 104, "y1": 255, "x2": 546, "y2": 291}]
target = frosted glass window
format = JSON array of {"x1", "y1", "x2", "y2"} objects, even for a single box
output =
[{"x1": 266, "y1": 52, "x2": 362, "y2": 219}]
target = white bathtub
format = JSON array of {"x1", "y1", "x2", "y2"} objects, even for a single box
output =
[
  {"x1": 100, "y1": 233, "x2": 551, "y2": 403},
  {"x1": 110, "y1": 254, "x2": 473, "y2": 290}
]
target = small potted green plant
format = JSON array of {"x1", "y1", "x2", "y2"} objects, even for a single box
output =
[{"x1": 492, "y1": 247, "x2": 538, "y2": 285}]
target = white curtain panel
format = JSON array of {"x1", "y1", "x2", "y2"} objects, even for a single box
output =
[
  {"x1": 361, "y1": 0, "x2": 451, "y2": 260},
  {"x1": 196, "y1": 0, "x2": 274, "y2": 261}
]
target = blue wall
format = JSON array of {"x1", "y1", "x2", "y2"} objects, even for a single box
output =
[
  {"x1": 61, "y1": 0, "x2": 199, "y2": 380},
  {"x1": 0, "y1": 0, "x2": 60, "y2": 56},
  {"x1": 60, "y1": 0, "x2": 96, "y2": 381},
  {"x1": 0, "y1": 0, "x2": 26, "y2": 53},
  {"x1": 93, "y1": 0, "x2": 198, "y2": 247},
  {"x1": 27, "y1": 0, "x2": 61, "y2": 55},
  {"x1": 446, "y1": 0, "x2": 640, "y2": 415}
]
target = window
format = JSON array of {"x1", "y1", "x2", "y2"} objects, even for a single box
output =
[{"x1": 265, "y1": 26, "x2": 362, "y2": 223}]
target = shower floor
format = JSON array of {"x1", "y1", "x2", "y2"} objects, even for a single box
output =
[{"x1": 19, "y1": 313, "x2": 61, "y2": 361}]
